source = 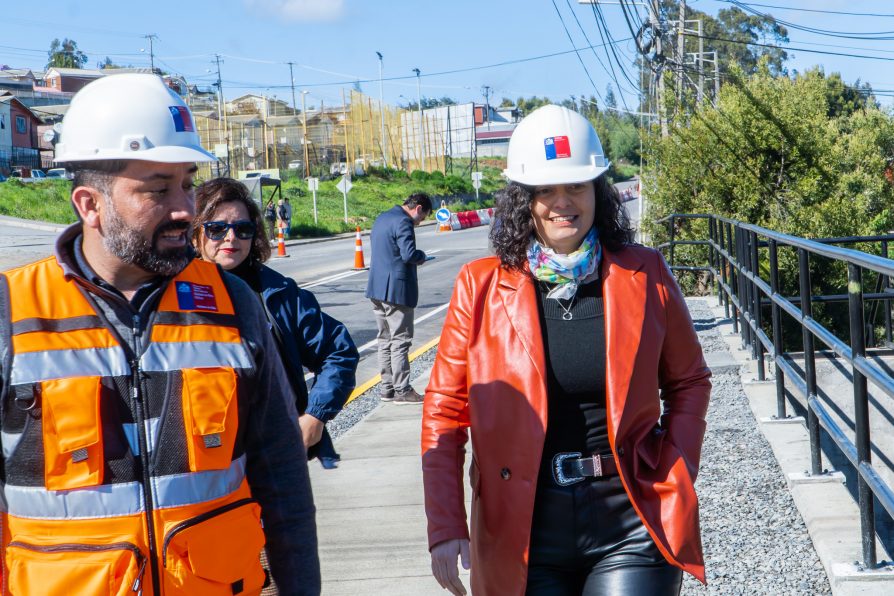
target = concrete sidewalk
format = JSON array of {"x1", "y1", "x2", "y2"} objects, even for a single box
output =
[{"x1": 309, "y1": 366, "x2": 471, "y2": 595}]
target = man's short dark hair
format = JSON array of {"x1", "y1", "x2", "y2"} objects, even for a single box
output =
[
  {"x1": 404, "y1": 192, "x2": 433, "y2": 214},
  {"x1": 67, "y1": 160, "x2": 130, "y2": 196}
]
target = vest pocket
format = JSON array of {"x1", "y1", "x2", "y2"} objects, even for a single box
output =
[
  {"x1": 181, "y1": 367, "x2": 238, "y2": 471},
  {"x1": 162, "y1": 499, "x2": 267, "y2": 594},
  {"x1": 41, "y1": 376, "x2": 104, "y2": 490},
  {"x1": 6, "y1": 540, "x2": 146, "y2": 595}
]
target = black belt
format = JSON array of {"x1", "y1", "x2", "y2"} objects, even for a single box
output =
[{"x1": 551, "y1": 452, "x2": 619, "y2": 486}]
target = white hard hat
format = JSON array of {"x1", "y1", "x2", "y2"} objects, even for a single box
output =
[
  {"x1": 503, "y1": 104, "x2": 610, "y2": 186},
  {"x1": 54, "y1": 73, "x2": 216, "y2": 164}
]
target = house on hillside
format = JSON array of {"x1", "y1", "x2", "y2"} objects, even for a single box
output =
[
  {"x1": 0, "y1": 94, "x2": 42, "y2": 173},
  {"x1": 0, "y1": 68, "x2": 38, "y2": 96},
  {"x1": 43, "y1": 67, "x2": 104, "y2": 94},
  {"x1": 227, "y1": 94, "x2": 293, "y2": 117}
]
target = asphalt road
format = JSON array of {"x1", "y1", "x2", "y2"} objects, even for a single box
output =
[
  {"x1": 268, "y1": 223, "x2": 492, "y2": 387},
  {"x1": 0, "y1": 190, "x2": 640, "y2": 388}
]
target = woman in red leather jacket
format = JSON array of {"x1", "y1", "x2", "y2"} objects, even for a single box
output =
[{"x1": 421, "y1": 105, "x2": 711, "y2": 596}]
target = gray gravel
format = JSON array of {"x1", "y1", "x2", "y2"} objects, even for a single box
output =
[
  {"x1": 325, "y1": 299, "x2": 832, "y2": 594},
  {"x1": 682, "y1": 298, "x2": 831, "y2": 595},
  {"x1": 327, "y1": 347, "x2": 438, "y2": 441}
]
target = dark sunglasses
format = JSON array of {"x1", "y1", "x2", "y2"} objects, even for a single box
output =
[{"x1": 203, "y1": 220, "x2": 256, "y2": 241}]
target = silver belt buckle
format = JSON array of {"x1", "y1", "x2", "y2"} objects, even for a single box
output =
[
  {"x1": 552, "y1": 452, "x2": 584, "y2": 486},
  {"x1": 591, "y1": 454, "x2": 603, "y2": 477}
]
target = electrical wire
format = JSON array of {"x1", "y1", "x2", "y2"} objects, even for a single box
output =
[
  {"x1": 713, "y1": 1, "x2": 894, "y2": 19},
  {"x1": 563, "y1": 0, "x2": 635, "y2": 107},
  {"x1": 729, "y1": 1, "x2": 894, "y2": 40},
  {"x1": 590, "y1": 1, "x2": 641, "y2": 96},
  {"x1": 550, "y1": 0, "x2": 606, "y2": 105}
]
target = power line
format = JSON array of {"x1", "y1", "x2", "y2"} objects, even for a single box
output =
[
  {"x1": 729, "y1": 1, "x2": 894, "y2": 40},
  {"x1": 588, "y1": 1, "x2": 640, "y2": 101},
  {"x1": 563, "y1": 0, "x2": 635, "y2": 107},
  {"x1": 688, "y1": 32, "x2": 894, "y2": 63},
  {"x1": 712, "y1": 1, "x2": 894, "y2": 19},
  {"x1": 550, "y1": 0, "x2": 606, "y2": 104}
]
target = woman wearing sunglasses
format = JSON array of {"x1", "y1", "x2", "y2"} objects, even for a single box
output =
[{"x1": 193, "y1": 177, "x2": 359, "y2": 468}]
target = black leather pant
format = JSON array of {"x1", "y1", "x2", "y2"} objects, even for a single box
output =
[{"x1": 526, "y1": 476, "x2": 683, "y2": 596}]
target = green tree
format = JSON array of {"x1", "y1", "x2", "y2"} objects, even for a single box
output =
[
  {"x1": 660, "y1": 1, "x2": 789, "y2": 75},
  {"x1": 605, "y1": 85, "x2": 617, "y2": 110},
  {"x1": 46, "y1": 38, "x2": 88, "y2": 69},
  {"x1": 644, "y1": 63, "x2": 894, "y2": 241}
]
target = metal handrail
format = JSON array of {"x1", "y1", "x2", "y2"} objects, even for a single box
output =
[{"x1": 658, "y1": 213, "x2": 894, "y2": 570}]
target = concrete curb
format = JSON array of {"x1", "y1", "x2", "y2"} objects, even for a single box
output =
[
  {"x1": 705, "y1": 296, "x2": 894, "y2": 595},
  {"x1": 0, "y1": 214, "x2": 68, "y2": 233}
]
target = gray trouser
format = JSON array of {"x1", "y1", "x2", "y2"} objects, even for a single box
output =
[{"x1": 371, "y1": 299, "x2": 414, "y2": 393}]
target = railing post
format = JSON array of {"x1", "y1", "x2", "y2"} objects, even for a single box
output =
[
  {"x1": 718, "y1": 219, "x2": 730, "y2": 317},
  {"x1": 728, "y1": 222, "x2": 738, "y2": 333},
  {"x1": 708, "y1": 215, "x2": 723, "y2": 296},
  {"x1": 799, "y1": 249, "x2": 822, "y2": 476},
  {"x1": 847, "y1": 262, "x2": 876, "y2": 569},
  {"x1": 751, "y1": 230, "x2": 766, "y2": 381},
  {"x1": 668, "y1": 215, "x2": 676, "y2": 270},
  {"x1": 736, "y1": 225, "x2": 748, "y2": 346},
  {"x1": 883, "y1": 240, "x2": 892, "y2": 346},
  {"x1": 769, "y1": 239, "x2": 785, "y2": 417}
]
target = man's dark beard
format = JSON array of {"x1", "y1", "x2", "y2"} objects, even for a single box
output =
[{"x1": 102, "y1": 199, "x2": 192, "y2": 276}]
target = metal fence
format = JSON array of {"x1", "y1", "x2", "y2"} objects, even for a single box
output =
[{"x1": 657, "y1": 213, "x2": 894, "y2": 570}]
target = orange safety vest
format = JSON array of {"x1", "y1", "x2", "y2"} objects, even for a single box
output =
[{"x1": 1, "y1": 257, "x2": 267, "y2": 595}]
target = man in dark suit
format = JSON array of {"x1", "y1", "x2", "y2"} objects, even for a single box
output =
[{"x1": 365, "y1": 193, "x2": 433, "y2": 404}]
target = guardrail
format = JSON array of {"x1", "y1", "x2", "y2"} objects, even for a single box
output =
[{"x1": 657, "y1": 213, "x2": 894, "y2": 570}]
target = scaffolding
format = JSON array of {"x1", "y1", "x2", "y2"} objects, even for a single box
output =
[{"x1": 189, "y1": 90, "x2": 485, "y2": 180}]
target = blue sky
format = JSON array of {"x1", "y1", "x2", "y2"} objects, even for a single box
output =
[{"x1": 3, "y1": 0, "x2": 894, "y2": 111}]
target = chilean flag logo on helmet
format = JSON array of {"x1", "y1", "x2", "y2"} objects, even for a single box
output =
[
  {"x1": 169, "y1": 106, "x2": 194, "y2": 132},
  {"x1": 544, "y1": 135, "x2": 571, "y2": 160}
]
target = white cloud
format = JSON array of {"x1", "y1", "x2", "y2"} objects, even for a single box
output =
[{"x1": 244, "y1": 0, "x2": 345, "y2": 22}]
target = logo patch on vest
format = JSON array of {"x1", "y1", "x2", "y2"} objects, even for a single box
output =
[
  {"x1": 176, "y1": 281, "x2": 218, "y2": 311},
  {"x1": 544, "y1": 135, "x2": 571, "y2": 160}
]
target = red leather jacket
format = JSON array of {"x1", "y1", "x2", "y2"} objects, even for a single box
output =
[{"x1": 422, "y1": 245, "x2": 711, "y2": 595}]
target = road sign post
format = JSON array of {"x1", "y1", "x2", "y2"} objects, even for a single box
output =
[
  {"x1": 307, "y1": 177, "x2": 319, "y2": 224},
  {"x1": 471, "y1": 171, "x2": 483, "y2": 201},
  {"x1": 336, "y1": 175, "x2": 353, "y2": 223}
]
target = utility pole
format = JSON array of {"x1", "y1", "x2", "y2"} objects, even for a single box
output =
[
  {"x1": 301, "y1": 91, "x2": 310, "y2": 179},
  {"x1": 214, "y1": 54, "x2": 230, "y2": 176},
  {"x1": 677, "y1": 0, "x2": 686, "y2": 109},
  {"x1": 413, "y1": 68, "x2": 425, "y2": 171},
  {"x1": 143, "y1": 34, "x2": 158, "y2": 73},
  {"x1": 286, "y1": 62, "x2": 298, "y2": 117},
  {"x1": 697, "y1": 19, "x2": 704, "y2": 104},
  {"x1": 482, "y1": 85, "x2": 491, "y2": 131},
  {"x1": 376, "y1": 51, "x2": 387, "y2": 167}
]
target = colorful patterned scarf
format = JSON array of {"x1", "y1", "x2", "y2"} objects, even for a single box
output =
[{"x1": 527, "y1": 227, "x2": 602, "y2": 300}]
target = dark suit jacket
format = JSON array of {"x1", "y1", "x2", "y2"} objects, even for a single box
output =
[{"x1": 365, "y1": 205, "x2": 426, "y2": 308}]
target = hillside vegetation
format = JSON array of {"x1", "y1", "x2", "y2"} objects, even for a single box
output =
[{"x1": 0, "y1": 165, "x2": 504, "y2": 236}]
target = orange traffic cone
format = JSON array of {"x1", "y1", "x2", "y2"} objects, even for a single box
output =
[
  {"x1": 275, "y1": 222, "x2": 289, "y2": 258},
  {"x1": 353, "y1": 226, "x2": 367, "y2": 270}
]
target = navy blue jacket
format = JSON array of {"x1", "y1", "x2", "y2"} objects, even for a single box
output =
[
  {"x1": 259, "y1": 265, "x2": 359, "y2": 423},
  {"x1": 365, "y1": 205, "x2": 426, "y2": 308}
]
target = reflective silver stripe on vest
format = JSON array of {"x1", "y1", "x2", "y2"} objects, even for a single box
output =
[
  {"x1": 122, "y1": 417, "x2": 161, "y2": 457},
  {"x1": 3, "y1": 456, "x2": 247, "y2": 519},
  {"x1": 2, "y1": 430, "x2": 23, "y2": 459},
  {"x1": 3, "y1": 481, "x2": 144, "y2": 519},
  {"x1": 152, "y1": 455, "x2": 246, "y2": 510},
  {"x1": 140, "y1": 341, "x2": 252, "y2": 372},
  {"x1": 10, "y1": 346, "x2": 130, "y2": 385}
]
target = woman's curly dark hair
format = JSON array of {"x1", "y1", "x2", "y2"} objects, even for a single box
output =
[
  {"x1": 193, "y1": 177, "x2": 272, "y2": 264},
  {"x1": 489, "y1": 175, "x2": 634, "y2": 269}
]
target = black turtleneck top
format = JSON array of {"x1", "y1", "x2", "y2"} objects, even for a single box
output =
[{"x1": 534, "y1": 278, "x2": 610, "y2": 483}]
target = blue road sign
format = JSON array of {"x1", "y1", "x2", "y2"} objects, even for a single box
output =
[{"x1": 436, "y1": 207, "x2": 451, "y2": 222}]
